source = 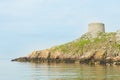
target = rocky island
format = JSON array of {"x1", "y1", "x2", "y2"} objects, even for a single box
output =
[{"x1": 12, "y1": 23, "x2": 120, "y2": 65}]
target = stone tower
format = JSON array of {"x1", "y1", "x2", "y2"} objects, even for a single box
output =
[
  {"x1": 88, "y1": 23, "x2": 105, "y2": 33},
  {"x1": 116, "y1": 29, "x2": 120, "y2": 44}
]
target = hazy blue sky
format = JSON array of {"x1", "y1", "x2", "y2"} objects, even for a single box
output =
[{"x1": 0, "y1": 0, "x2": 120, "y2": 58}]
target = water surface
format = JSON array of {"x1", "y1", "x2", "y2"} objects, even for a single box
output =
[{"x1": 0, "y1": 59, "x2": 120, "y2": 80}]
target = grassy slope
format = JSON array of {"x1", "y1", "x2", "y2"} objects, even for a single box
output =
[{"x1": 50, "y1": 32, "x2": 120, "y2": 56}]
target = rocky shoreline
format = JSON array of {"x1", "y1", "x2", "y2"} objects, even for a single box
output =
[
  {"x1": 12, "y1": 49, "x2": 120, "y2": 66},
  {"x1": 11, "y1": 57, "x2": 120, "y2": 66}
]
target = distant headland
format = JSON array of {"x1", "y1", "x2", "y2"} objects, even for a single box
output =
[{"x1": 12, "y1": 22, "x2": 120, "y2": 66}]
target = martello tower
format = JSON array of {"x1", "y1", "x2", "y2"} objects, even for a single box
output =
[{"x1": 88, "y1": 23, "x2": 105, "y2": 33}]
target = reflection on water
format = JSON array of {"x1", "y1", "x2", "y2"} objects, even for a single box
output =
[
  {"x1": 0, "y1": 60, "x2": 120, "y2": 80},
  {"x1": 28, "y1": 63, "x2": 120, "y2": 80}
]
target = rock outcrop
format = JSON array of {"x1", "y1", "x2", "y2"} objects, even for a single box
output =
[{"x1": 12, "y1": 31, "x2": 120, "y2": 65}]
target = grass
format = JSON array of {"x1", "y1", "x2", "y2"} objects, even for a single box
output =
[{"x1": 51, "y1": 32, "x2": 118, "y2": 54}]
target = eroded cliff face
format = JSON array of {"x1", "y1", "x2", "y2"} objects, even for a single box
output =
[{"x1": 12, "y1": 31, "x2": 120, "y2": 65}]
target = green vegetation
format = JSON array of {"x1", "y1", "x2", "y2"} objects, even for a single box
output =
[
  {"x1": 51, "y1": 32, "x2": 120, "y2": 55},
  {"x1": 112, "y1": 43, "x2": 120, "y2": 50},
  {"x1": 51, "y1": 39, "x2": 91, "y2": 54}
]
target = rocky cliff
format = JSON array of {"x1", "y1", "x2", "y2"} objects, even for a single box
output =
[{"x1": 12, "y1": 31, "x2": 120, "y2": 65}]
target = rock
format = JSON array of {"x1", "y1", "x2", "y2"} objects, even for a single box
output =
[
  {"x1": 93, "y1": 50, "x2": 107, "y2": 60},
  {"x1": 80, "y1": 50, "x2": 95, "y2": 59},
  {"x1": 11, "y1": 57, "x2": 28, "y2": 62},
  {"x1": 113, "y1": 56, "x2": 120, "y2": 61},
  {"x1": 27, "y1": 50, "x2": 50, "y2": 59}
]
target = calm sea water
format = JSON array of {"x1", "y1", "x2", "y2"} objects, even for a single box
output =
[{"x1": 0, "y1": 59, "x2": 120, "y2": 80}]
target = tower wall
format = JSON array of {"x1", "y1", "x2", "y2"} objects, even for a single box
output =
[
  {"x1": 116, "y1": 29, "x2": 120, "y2": 44},
  {"x1": 88, "y1": 23, "x2": 105, "y2": 33}
]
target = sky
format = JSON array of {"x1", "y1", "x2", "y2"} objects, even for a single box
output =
[{"x1": 0, "y1": 0, "x2": 120, "y2": 59}]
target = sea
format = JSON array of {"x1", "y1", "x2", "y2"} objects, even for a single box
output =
[{"x1": 0, "y1": 58, "x2": 120, "y2": 80}]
